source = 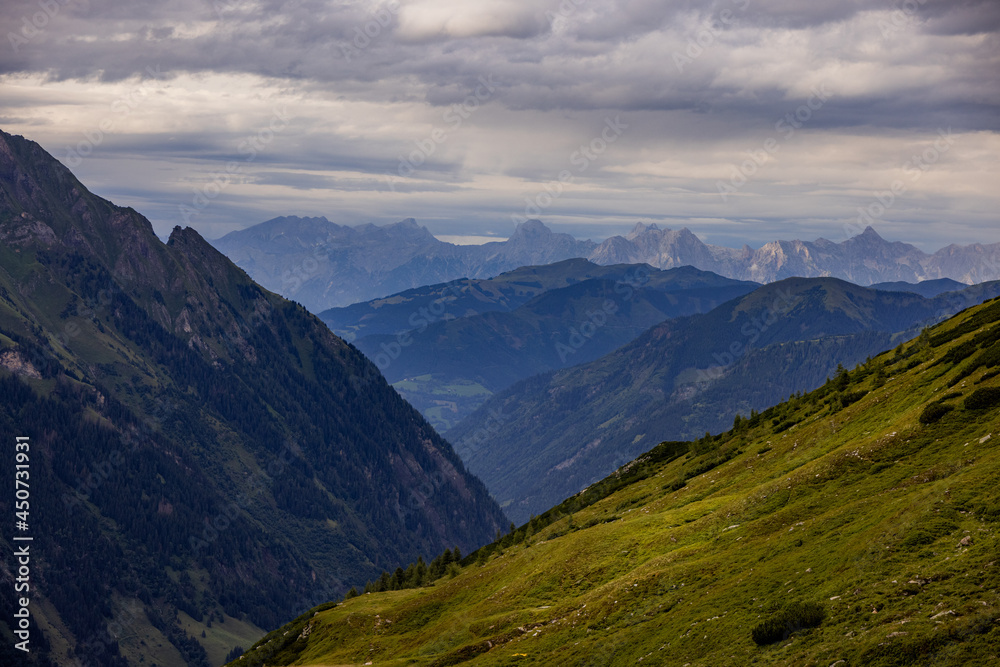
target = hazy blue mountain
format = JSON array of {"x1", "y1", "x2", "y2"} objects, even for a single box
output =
[
  {"x1": 326, "y1": 261, "x2": 758, "y2": 431},
  {"x1": 213, "y1": 217, "x2": 999, "y2": 312},
  {"x1": 870, "y1": 277, "x2": 967, "y2": 297},
  {"x1": 448, "y1": 277, "x2": 1000, "y2": 523},
  {"x1": 213, "y1": 217, "x2": 596, "y2": 311},
  {"x1": 0, "y1": 129, "x2": 506, "y2": 667}
]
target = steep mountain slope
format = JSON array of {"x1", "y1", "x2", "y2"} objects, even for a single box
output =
[
  {"x1": 450, "y1": 278, "x2": 1000, "y2": 523},
  {"x1": 232, "y1": 296, "x2": 1000, "y2": 666},
  {"x1": 213, "y1": 217, "x2": 595, "y2": 311},
  {"x1": 214, "y1": 217, "x2": 999, "y2": 312},
  {"x1": 0, "y1": 129, "x2": 506, "y2": 667},
  {"x1": 335, "y1": 262, "x2": 757, "y2": 432}
]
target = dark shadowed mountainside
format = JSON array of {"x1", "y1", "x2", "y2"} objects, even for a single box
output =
[{"x1": 0, "y1": 129, "x2": 506, "y2": 667}]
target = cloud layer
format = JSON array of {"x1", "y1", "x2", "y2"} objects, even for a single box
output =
[{"x1": 1, "y1": 0, "x2": 997, "y2": 249}]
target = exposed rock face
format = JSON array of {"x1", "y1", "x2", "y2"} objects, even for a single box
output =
[
  {"x1": 593, "y1": 223, "x2": 999, "y2": 287},
  {"x1": 215, "y1": 217, "x2": 1000, "y2": 312},
  {"x1": 0, "y1": 349, "x2": 41, "y2": 377}
]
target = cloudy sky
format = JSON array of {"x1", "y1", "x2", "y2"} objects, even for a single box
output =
[{"x1": 1, "y1": 0, "x2": 998, "y2": 250}]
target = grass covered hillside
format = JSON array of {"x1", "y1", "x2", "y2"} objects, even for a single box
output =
[{"x1": 235, "y1": 296, "x2": 1000, "y2": 666}]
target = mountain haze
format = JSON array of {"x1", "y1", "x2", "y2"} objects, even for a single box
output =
[
  {"x1": 213, "y1": 217, "x2": 595, "y2": 311},
  {"x1": 213, "y1": 217, "x2": 1000, "y2": 312}
]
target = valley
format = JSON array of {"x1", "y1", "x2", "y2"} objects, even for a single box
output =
[{"x1": 232, "y1": 294, "x2": 1000, "y2": 666}]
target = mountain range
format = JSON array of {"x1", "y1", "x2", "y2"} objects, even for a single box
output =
[
  {"x1": 231, "y1": 294, "x2": 1000, "y2": 666},
  {"x1": 0, "y1": 129, "x2": 506, "y2": 667},
  {"x1": 213, "y1": 216, "x2": 1000, "y2": 312},
  {"x1": 448, "y1": 277, "x2": 1000, "y2": 523},
  {"x1": 212, "y1": 217, "x2": 594, "y2": 312},
  {"x1": 321, "y1": 260, "x2": 758, "y2": 432}
]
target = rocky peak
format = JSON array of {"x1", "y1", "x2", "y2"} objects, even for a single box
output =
[{"x1": 512, "y1": 219, "x2": 552, "y2": 239}]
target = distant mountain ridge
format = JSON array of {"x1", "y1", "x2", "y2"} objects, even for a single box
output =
[
  {"x1": 213, "y1": 217, "x2": 1000, "y2": 311},
  {"x1": 448, "y1": 277, "x2": 1000, "y2": 523},
  {"x1": 213, "y1": 217, "x2": 595, "y2": 311},
  {"x1": 599, "y1": 223, "x2": 1000, "y2": 286},
  {"x1": 320, "y1": 260, "x2": 758, "y2": 432}
]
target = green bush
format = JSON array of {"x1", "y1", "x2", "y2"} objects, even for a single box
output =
[
  {"x1": 965, "y1": 387, "x2": 1000, "y2": 410},
  {"x1": 919, "y1": 403, "x2": 955, "y2": 424},
  {"x1": 840, "y1": 390, "x2": 868, "y2": 408},
  {"x1": 751, "y1": 601, "x2": 825, "y2": 646},
  {"x1": 662, "y1": 479, "x2": 686, "y2": 492}
]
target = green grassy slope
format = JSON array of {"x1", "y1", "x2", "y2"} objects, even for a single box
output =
[{"x1": 238, "y1": 296, "x2": 1000, "y2": 666}]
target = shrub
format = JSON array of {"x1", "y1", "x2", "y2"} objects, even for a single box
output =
[
  {"x1": 965, "y1": 387, "x2": 1000, "y2": 410},
  {"x1": 751, "y1": 601, "x2": 826, "y2": 645},
  {"x1": 662, "y1": 479, "x2": 686, "y2": 492},
  {"x1": 919, "y1": 403, "x2": 954, "y2": 424}
]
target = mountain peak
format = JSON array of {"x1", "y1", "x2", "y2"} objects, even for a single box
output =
[
  {"x1": 857, "y1": 226, "x2": 884, "y2": 241},
  {"x1": 513, "y1": 219, "x2": 551, "y2": 237},
  {"x1": 626, "y1": 222, "x2": 662, "y2": 240}
]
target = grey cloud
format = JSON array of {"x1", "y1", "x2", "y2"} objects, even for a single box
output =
[
  {"x1": 918, "y1": 0, "x2": 1000, "y2": 35},
  {"x1": 3, "y1": 0, "x2": 996, "y2": 136},
  {"x1": 2, "y1": 0, "x2": 997, "y2": 250}
]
